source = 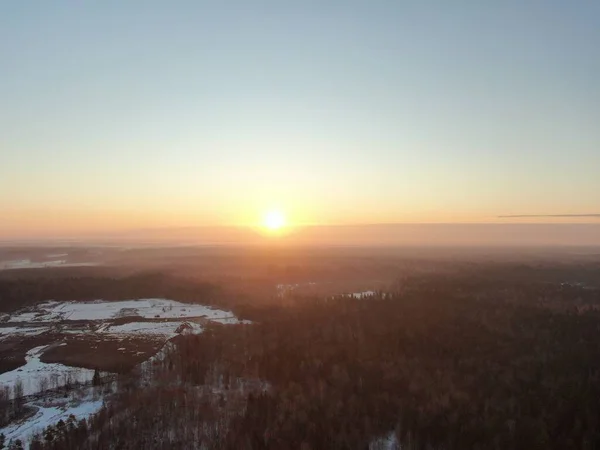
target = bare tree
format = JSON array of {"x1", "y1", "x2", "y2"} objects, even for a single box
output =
[
  {"x1": 0, "y1": 386, "x2": 10, "y2": 426},
  {"x1": 12, "y1": 379, "x2": 24, "y2": 416},
  {"x1": 38, "y1": 377, "x2": 49, "y2": 395},
  {"x1": 50, "y1": 373, "x2": 59, "y2": 390}
]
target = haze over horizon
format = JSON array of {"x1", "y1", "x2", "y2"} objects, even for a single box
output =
[
  {"x1": 2, "y1": 223, "x2": 599, "y2": 248},
  {"x1": 2, "y1": 2, "x2": 599, "y2": 241}
]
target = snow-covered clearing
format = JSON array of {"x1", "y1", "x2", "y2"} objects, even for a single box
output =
[
  {"x1": 352, "y1": 290, "x2": 376, "y2": 299},
  {"x1": 103, "y1": 321, "x2": 203, "y2": 338},
  {"x1": 0, "y1": 259, "x2": 96, "y2": 270},
  {"x1": 0, "y1": 395, "x2": 103, "y2": 446},
  {"x1": 0, "y1": 346, "x2": 95, "y2": 397},
  {"x1": 213, "y1": 316, "x2": 252, "y2": 325},
  {"x1": 276, "y1": 282, "x2": 317, "y2": 297},
  {"x1": 8, "y1": 299, "x2": 242, "y2": 323},
  {"x1": 6, "y1": 312, "x2": 41, "y2": 323},
  {"x1": 369, "y1": 431, "x2": 401, "y2": 449},
  {"x1": 0, "y1": 300, "x2": 250, "y2": 395},
  {"x1": 0, "y1": 298, "x2": 253, "y2": 446},
  {"x1": 0, "y1": 326, "x2": 49, "y2": 340}
]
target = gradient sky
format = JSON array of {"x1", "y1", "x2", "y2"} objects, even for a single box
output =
[{"x1": 1, "y1": 1, "x2": 599, "y2": 236}]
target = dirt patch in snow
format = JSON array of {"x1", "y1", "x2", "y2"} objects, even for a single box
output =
[
  {"x1": 0, "y1": 334, "x2": 58, "y2": 375},
  {"x1": 40, "y1": 335, "x2": 163, "y2": 373}
]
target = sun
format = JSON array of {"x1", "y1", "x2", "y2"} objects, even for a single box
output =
[{"x1": 263, "y1": 210, "x2": 286, "y2": 231}]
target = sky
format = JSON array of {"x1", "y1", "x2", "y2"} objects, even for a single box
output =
[{"x1": 1, "y1": 1, "x2": 599, "y2": 238}]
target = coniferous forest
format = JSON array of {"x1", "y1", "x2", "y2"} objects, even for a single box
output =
[{"x1": 7, "y1": 263, "x2": 599, "y2": 450}]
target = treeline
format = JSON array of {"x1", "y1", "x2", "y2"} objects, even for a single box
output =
[
  {"x1": 0, "y1": 272, "x2": 219, "y2": 314},
  {"x1": 0, "y1": 270, "x2": 282, "y2": 322},
  {"x1": 27, "y1": 271, "x2": 600, "y2": 449},
  {"x1": 0, "y1": 380, "x2": 25, "y2": 429}
]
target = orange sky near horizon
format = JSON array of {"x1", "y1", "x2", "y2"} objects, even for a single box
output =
[
  {"x1": 2, "y1": 206, "x2": 600, "y2": 240},
  {"x1": 1, "y1": 3, "x2": 599, "y2": 240}
]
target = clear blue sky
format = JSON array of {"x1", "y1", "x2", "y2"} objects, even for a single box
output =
[{"x1": 1, "y1": 1, "x2": 599, "y2": 236}]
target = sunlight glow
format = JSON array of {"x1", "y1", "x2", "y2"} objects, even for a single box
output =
[{"x1": 263, "y1": 210, "x2": 286, "y2": 231}]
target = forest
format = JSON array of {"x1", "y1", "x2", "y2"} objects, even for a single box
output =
[{"x1": 8, "y1": 262, "x2": 600, "y2": 450}]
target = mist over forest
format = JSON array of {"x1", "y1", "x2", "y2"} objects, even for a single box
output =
[
  {"x1": 4, "y1": 223, "x2": 600, "y2": 248},
  {"x1": 0, "y1": 245, "x2": 599, "y2": 448},
  {"x1": 2, "y1": 0, "x2": 600, "y2": 448}
]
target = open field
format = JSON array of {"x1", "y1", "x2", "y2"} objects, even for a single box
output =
[
  {"x1": 0, "y1": 298, "x2": 246, "y2": 374},
  {"x1": 0, "y1": 295, "x2": 249, "y2": 446}
]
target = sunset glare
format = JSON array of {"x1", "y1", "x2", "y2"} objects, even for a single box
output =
[
  {"x1": 1, "y1": 1, "x2": 599, "y2": 243},
  {"x1": 263, "y1": 211, "x2": 286, "y2": 231}
]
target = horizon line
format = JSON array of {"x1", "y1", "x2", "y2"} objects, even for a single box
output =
[
  {"x1": 498, "y1": 214, "x2": 600, "y2": 218},
  {"x1": 104, "y1": 221, "x2": 600, "y2": 233}
]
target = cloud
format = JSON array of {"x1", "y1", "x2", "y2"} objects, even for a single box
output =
[{"x1": 498, "y1": 214, "x2": 600, "y2": 218}]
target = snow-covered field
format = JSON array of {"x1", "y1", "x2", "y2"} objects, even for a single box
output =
[
  {"x1": 352, "y1": 290, "x2": 376, "y2": 299},
  {"x1": 0, "y1": 299, "x2": 250, "y2": 392},
  {"x1": 101, "y1": 321, "x2": 203, "y2": 337},
  {"x1": 0, "y1": 298, "x2": 252, "y2": 447},
  {"x1": 0, "y1": 299, "x2": 250, "y2": 393},
  {"x1": 0, "y1": 345, "x2": 95, "y2": 397},
  {"x1": 0, "y1": 326, "x2": 49, "y2": 339},
  {"x1": 0, "y1": 319, "x2": 210, "y2": 342},
  {"x1": 8, "y1": 299, "x2": 242, "y2": 323},
  {"x1": 0, "y1": 259, "x2": 97, "y2": 270},
  {"x1": 0, "y1": 394, "x2": 103, "y2": 446}
]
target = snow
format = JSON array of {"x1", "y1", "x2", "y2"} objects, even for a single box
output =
[
  {"x1": 104, "y1": 321, "x2": 203, "y2": 337},
  {"x1": 0, "y1": 259, "x2": 96, "y2": 270},
  {"x1": 146, "y1": 341, "x2": 175, "y2": 365},
  {"x1": 276, "y1": 282, "x2": 318, "y2": 297},
  {"x1": 0, "y1": 346, "x2": 95, "y2": 397},
  {"x1": 0, "y1": 326, "x2": 49, "y2": 340},
  {"x1": 369, "y1": 432, "x2": 401, "y2": 450},
  {"x1": 139, "y1": 341, "x2": 175, "y2": 381},
  {"x1": 352, "y1": 290, "x2": 376, "y2": 299},
  {"x1": 0, "y1": 299, "x2": 249, "y2": 398},
  {"x1": 7, "y1": 313, "x2": 40, "y2": 323},
  {"x1": 212, "y1": 317, "x2": 252, "y2": 325},
  {"x1": 0, "y1": 397, "x2": 103, "y2": 447},
  {"x1": 0, "y1": 297, "x2": 253, "y2": 445},
  {"x1": 8, "y1": 299, "x2": 241, "y2": 323}
]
